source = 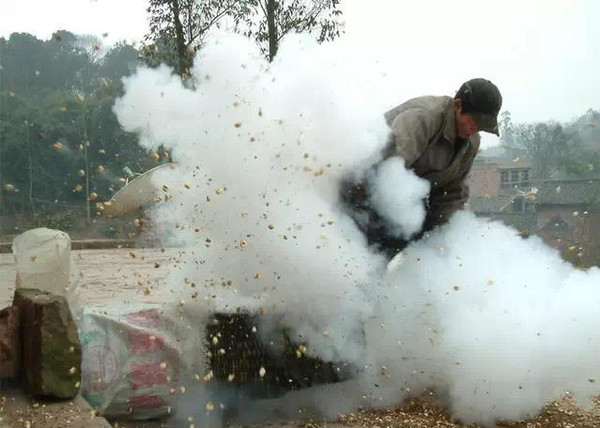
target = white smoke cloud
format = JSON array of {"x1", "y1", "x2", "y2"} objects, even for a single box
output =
[
  {"x1": 366, "y1": 157, "x2": 430, "y2": 239},
  {"x1": 113, "y1": 32, "x2": 600, "y2": 426},
  {"x1": 377, "y1": 212, "x2": 600, "y2": 425}
]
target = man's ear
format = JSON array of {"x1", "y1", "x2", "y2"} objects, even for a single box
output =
[{"x1": 454, "y1": 98, "x2": 462, "y2": 113}]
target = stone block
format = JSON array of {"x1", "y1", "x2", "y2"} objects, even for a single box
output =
[
  {"x1": 0, "y1": 306, "x2": 20, "y2": 378},
  {"x1": 13, "y1": 288, "x2": 82, "y2": 398}
]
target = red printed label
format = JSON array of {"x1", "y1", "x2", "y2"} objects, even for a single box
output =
[
  {"x1": 124, "y1": 310, "x2": 161, "y2": 328},
  {"x1": 128, "y1": 394, "x2": 166, "y2": 410},
  {"x1": 128, "y1": 330, "x2": 166, "y2": 355},
  {"x1": 130, "y1": 361, "x2": 169, "y2": 390}
]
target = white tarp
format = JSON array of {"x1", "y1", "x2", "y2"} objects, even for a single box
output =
[{"x1": 12, "y1": 227, "x2": 79, "y2": 304}]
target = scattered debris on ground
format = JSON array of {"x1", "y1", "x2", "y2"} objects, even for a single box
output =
[{"x1": 332, "y1": 395, "x2": 600, "y2": 428}]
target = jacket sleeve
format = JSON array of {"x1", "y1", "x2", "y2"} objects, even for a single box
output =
[{"x1": 383, "y1": 107, "x2": 438, "y2": 168}]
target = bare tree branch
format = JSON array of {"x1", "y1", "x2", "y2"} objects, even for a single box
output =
[{"x1": 258, "y1": 0, "x2": 268, "y2": 18}]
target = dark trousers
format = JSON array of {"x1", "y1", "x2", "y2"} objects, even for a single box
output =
[{"x1": 340, "y1": 179, "x2": 411, "y2": 260}]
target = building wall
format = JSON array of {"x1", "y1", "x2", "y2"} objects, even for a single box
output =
[
  {"x1": 468, "y1": 161, "x2": 532, "y2": 198},
  {"x1": 468, "y1": 161, "x2": 600, "y2": 266},
  {"x1": 468, "y1": 163, "x2": 500, "y2": 197}
]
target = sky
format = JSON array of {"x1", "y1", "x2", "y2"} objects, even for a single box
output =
[
  {"x1": 341, "y1": 0, "x2": 600, "y2": 125},
  {"x1": 2, "y1": 0, "x2": 599, "y2": 141}
]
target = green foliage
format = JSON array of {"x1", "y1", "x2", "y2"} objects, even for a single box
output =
[
  {"x1": 514, "y1": 122, "x2": 571, "y2": 180},
  {"x1": 557, "y1": 109, "x2": 600, "y2": 179},
  {"x1": 143, "y1": 0, "x2": 249, "y2": 75},
  {"x1": 142, "y1": 0, "x2": 345, "y2": 71},
  {"x1": 0, "y1": 31, "x2": 92, "y2": 96},
  {"x1": 238, "y1": 0, "x2": 344, "y2": 61},
  {"x1": 0, "y1": 32, "x2": 151, "y2": 228},
  {"x1": 30, "y1": 211, "x2": 74, "y2": 232},
  {"x1": 140, "y1": 32, "x2": 181, "y2": 71},
  {"x1": 499, "y1": 111, "x2": 580, "y2": 180},
  {"x1": 99, "y1": 42, "x2": 140, "y2": 82}
]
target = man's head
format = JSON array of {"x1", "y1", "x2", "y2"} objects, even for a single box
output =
[{"x1": 454, "y1": 78, "x2": 502, "y2": 139}]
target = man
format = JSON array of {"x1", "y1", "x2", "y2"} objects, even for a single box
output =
[{"x1": 342, "y1": 78, "x2": 503, "y2": 258}]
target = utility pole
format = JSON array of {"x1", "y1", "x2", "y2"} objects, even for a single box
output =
[
  {"x1": 82, "y1": 110, "x2": 91, "y2": 225},
  {"x1": 26, "y1": 121, "x2": 36, "y2": 217}
]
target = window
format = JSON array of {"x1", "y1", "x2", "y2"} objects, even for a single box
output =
[
  {"x1": 501, "y1": 169, "x2": 526, "y2": 189},
  {"x1": 521, "y1": 169, "x2": 530, "y2": 188},
  {"x1": 500, "y1": 169, "x2": 531, "y2": 190},
  {"x1": 511, "y1": 170, "x2": 520, "y2": 182},
  {"x1": 501, "y1": 171, "x2": 510, "y2": 188}
]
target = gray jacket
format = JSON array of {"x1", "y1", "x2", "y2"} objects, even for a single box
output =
[{"x1": 383, "y1": 95, "x2": 480, "y2": 227}]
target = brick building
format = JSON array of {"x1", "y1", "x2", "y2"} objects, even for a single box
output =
[
  {"x1": 466, "y1": 153, "x2": 600, "y2": 265},
  {"x1": 468, "y1": 157, "x2": 533, "y2": 197}
]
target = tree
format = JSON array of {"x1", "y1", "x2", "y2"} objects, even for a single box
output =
[
  {"x1": 498, "y1": 110, "x2": 515, "y2": 148},
  {"x1": 0, "y1": 31, "x2": 106, "y2": 96},
  {"x1": 144, "y1": 0, "x2": 249, "y2": 76},
  {"x1": 499, "y1": 110, "x2": 600, "y2": 180},
  {"x1": 503, "y1": 121, "x2": 572, "y2": 180},
  {"x1": 0, "y1": 32, "x2": 153, "y2": 225},
  {"x1": 143, "y1": 0, "x2": 345, "y2": 73},
  {"x1": 556, "y1": 109, "x2": 600, "y2": 179},
  {"x1": 239, "y1": 0, "x2": 344, "y2": 62},
  {"x1": 0, "y1": 33, "x2": 49, "y2": 95},
  {"x1": 100, "y1": 42, "x2": 140, "y2": 82}
]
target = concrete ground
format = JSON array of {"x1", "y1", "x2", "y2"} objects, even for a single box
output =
[
  {"x1": 0, "y1": 386, "x2": 112, "y2": 428},
  {"x1": 3, "y1": 248, "x2": 600, "y2": 427},
  {"x1": 0, "y1": 247, "x2": 174, "y2": 428}
]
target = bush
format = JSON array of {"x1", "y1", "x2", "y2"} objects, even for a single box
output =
[{"x1": 30, "y1": 211, "x2": 74, "y2": 232}]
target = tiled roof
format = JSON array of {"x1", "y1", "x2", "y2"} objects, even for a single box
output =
[
  {"x1": 468, "y1": 195, "x2": 514, "y2": 213},
  {"x1": 496, "y1": 161, "x2": 533, "y2": 169},
  {"x1": 468, "y1": 197, "x2": 538, "y2": 234},
  {"x1": 533, "y1": 180, "x2": 600, "y2": 205},
  {"x1": 489, "y1": 212, "x2": 539, "y2": 235},
  {"x1": 471, "y1": 210, "x2": 538, "y2": 234}
]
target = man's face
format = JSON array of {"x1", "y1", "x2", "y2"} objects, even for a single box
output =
[{"x1": 454, "y1": 99, "x2": 479, "y2": 139}]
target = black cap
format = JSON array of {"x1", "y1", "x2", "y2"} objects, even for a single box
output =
[{"x1": 456, "y1": 78, "x2": 502, "y2": 136}]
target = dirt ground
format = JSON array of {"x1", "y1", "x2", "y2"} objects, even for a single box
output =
[
  {"x1": 107, "y1": 395, "x2": 600, "y2": 428},
  {"x1": 2, "y1": 248, "x2": 600, "y2": 427},
  {"x1": 0, "y1": 387, "x2": 111, "y2": 428}
]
